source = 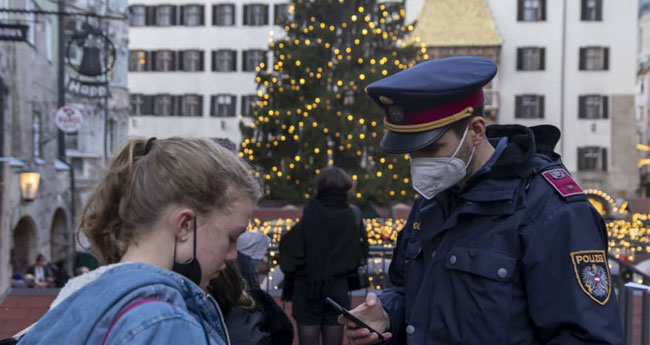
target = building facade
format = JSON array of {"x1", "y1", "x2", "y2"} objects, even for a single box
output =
[
  {"x1": 127, "y1": 0, "x2": 290, "y2": 145},
  {"x1": 62, "y1": 0, "x2": 130, "y2": 215},
  {"x1": 485, "y1": 0, "x2": 638, "y2": 196},
  {"x1": 0, "y1": 0, "x2": 73, "y2": 293}
]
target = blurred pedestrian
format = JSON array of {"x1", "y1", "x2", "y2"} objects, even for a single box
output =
[
  {"x1": 26, "y1": 254, "x2": 54, "y2": 288},
  {"x1": 280, "y1": 166, "x2": 369, "y2": 345},
  {"x1": 15, "y1": 137, "x2": 261, "y2": 345}
]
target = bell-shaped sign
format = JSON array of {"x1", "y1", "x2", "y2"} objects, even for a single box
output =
[{"x1": 78, "y1": 46, "x2": 103, "y2": 77}]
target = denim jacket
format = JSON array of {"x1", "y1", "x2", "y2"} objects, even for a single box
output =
[{"x1": 17, "y1": 263, "x2": 229, "y2": 345}]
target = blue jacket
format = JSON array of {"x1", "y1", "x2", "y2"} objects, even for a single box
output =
[
  {"x1": 17, "y1": 263, "x2": 229, "y2": 345},
  {"x1": 381, "y1": 125, "x2": 623, "y2": 345}
]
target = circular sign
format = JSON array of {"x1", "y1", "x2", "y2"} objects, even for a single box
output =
[{"x1": 55, "y1": 105, "x2": 83, "y2": 133}]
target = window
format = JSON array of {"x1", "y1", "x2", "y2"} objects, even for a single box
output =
[
  {"x1": 179, "y1": 50, "x2": 204, "y2": 71},
  {"x1": 129, "y1": 50, "x2": 149, "y2": 71},
  {"x1": 182, "y1": 95, "x2": 203, "y2": 116},
  {"x1": 581, "y1": 0, "x2": 602, "y2": 21},
  {"x1": 155, "y1": 95, "x2": 173, "y2": 116},
  {"x1": 212, "y1": 50, "x2": 237, "y2": 71},
  {"x1": 155, "y1": 5, "x2": 176, "y2": 26},
  {"x1": 25, "y1": 0, "x2": 35, "y2": 45},
  {"x1": 65, "y1": 132, "x2": 79, "y2": 151},
  {"x1": 211, "y1": 95, "x2": 236, "y2": 117},
  {"x1": 71, "y1": 158, "x2": 84, "y2": 177},
  {"x1": 517, "y1": 0, "x2": 546, "y2": 22},
  {"x1": 517, "y1": 47, "x2": 545, "y2": 71},
  {"x1": 152, "y1": 50, "x2": 175, "y2": 71},
  {"x1": 129, "y1": 6, "x2": 147, "y2": 26},
  {"x1": 578, "y1": 147, "x2": 607, "y2": 171},
  {"x1": 181, "y1": 5, "x2": 204, "y2": 26},
  {"x1": 579, "y1": 47, "x2": 609, "y2": 71},
  {"x1": 0, "y1": 0, "x2": 8, "y2": 21},
  {"x1": 213, "y1": 4, "x2": 235, "y2": 26},
  {"x1": 244, "y1": 4, "x2": 269, "y2": 26},
  {"x1": 274, "y1": 4, "x2": 290, "y2": 25},
  {"x1": 130, "y1": 94, "x2": 154, "y2": 115},
  {"x1": 515, "y1": 95, "x2": 545, "y2": 119},
  {"x1": 33, "y1": 113, "x2": 42, "y2": 158},
  {"x1": 579, "y1": 95, "x2": 608, "y2": 119},
  {"x1": 46, "y1": 20, "x2": 53, "y2": 62},
  {"x1": 243, "y1": 50, "x2": 266, "y2": 71},
  {"x1": 241, "y1": 95, "x2": 258, "y2": 116}
]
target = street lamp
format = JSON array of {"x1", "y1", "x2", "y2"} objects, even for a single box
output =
[{"x1": 19, "y1": 170, "x2": 40, "y2": 202}]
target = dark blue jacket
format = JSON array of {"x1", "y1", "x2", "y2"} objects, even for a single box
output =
[{"x1": 381, "y1": 125, "x2": 622, "y2": 345}]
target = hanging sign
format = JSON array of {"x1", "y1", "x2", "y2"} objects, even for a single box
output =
[
  {"x1": 55, "y1": 105, "x2": 83, "y2": 133},
  {"x1": 0, "y1": 24, "x2": 28, "y2": 42},
  {"x1": 65, "y1": 78, "x2": 110, "y2": 98}
]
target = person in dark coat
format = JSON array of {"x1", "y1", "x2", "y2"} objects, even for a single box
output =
[
  {"x1": 280, "y1": 166, "x2": 369, "y2": 345},
  {"x1": 339, "y1": 56, "x2": 623, "y2": 345},
  {"x1": 209, "y1": 252, "x2": 294, "y2": 345}
]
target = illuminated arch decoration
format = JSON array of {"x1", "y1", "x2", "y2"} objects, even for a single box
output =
[{"x1": 584, "y1": 189, "x2": 618, "y2": 218}]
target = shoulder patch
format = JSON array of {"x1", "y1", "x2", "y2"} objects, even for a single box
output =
[
  {"x1": 570, "y1": 250, "x2": 611, "y2": 305},
  {"x1": 541, "y1": 168, "x2": 584, "y2": 198}
]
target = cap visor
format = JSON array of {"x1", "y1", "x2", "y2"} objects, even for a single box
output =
[{"x1": 380, "y1": 126, "x2": 449, "y2": 154}]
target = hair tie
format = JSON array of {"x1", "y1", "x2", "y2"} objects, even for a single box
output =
[{"x1": 144, "y1": 137, "x2": 157, "y2": 155}]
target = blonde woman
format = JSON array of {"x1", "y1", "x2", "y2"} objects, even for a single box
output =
[{"x1": 16, "y1": 138, "x2": 261, "y2": 345}]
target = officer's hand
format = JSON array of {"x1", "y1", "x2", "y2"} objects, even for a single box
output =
[{"x1": 337, "y1": 293, "x2": 392, "y2": 344}]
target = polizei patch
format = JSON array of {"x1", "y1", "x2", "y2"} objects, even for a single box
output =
[{"x1": 570, "y1": 250, "x2": 611, "y2": 306}]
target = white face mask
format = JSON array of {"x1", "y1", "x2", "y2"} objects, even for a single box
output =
[{"x1": 410, "y1": 125, "x2": 475, "y2": 200}]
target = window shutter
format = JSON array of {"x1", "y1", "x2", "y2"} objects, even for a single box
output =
[
  {"x1": 231, "y1": 50, "x2": 237, "y2": 71},
  {"x1": 150, "y1": 51, "x2": 158, "y2": 71},
  {"x1": 142, "y1": 96, "x2": 152, "y2": 115},
  {"x1": 199, "y1": 6, "x2": 205, "y2": 25},
  {"x1": 230, "y1": 96, "x2": 237, "y2": 116},
  {"x1": 602, "y1": 96, "x2": 609, "y2": 119},
  {"x1": 541, "y1": 0, "x2": 547, "y2": 20},
  {"x1": 596, "y1": 0, "x2": 603, "y2": 20},
  {"x1": 517, "y1": 0, "x2": 524, "y2": 21},
  {"x1": 212, "y1": 5, "x2": 217, "y2": 25},
  {"x1": 211, "y1": 51, "x2": 217, "y2": 71},
  {"x1": 264, "y1": 5, "x2": 269, "y2": 25},
  {"x1": 601, "y1": 147, "x2": 608, "y2": 171},
  {"x1": 540, "y1": 48, "x2": 546, "y2": 70},
  {"x1": 199, "y1": 51, "x2": 205, "y2": 71},
  {"x1": 170, "y1": 51, "x2": 176, "y2": 71},
  {"x1": 241, "y1": 97, "x2": 246, "y2": 117},
  {"x1": 579, "y1": 96, "x2": 586, "y2": 118},
  {"x1": 581, "y1": 0, "x2": 587, "y2": 20},
  {"x1": 176, "y1": 96, "x2": 184, "y2": 116},
  {"x1": 145, "y1": 6, "x2": 154, "y2": 26},
  {"x1": 243, "y1": 50, "x2": 249, "y2": 71},
  {"x1": 244, "y1": 5, "x2": 249, "y2": 25},
  {"x1": 579, "y1": 48, "x2": 586, "y2": 70},
  {"x1": 171, "y1": 6, "x2": 178, "y2": 25},
  {"x1": 515, "y1": 96, "x2": 522, "y2": 118},
  {"x1": 578, "y1": 148, "x2": 585, "y2": 170},
  {"x1": 198, "y1": 95, "x2": 204, "y2": 116},
  {"x1": 180, "y1": 5, "x2": 186, "y2": 25},
  {"x1": 178, "y1": 51, "x2": 185, "y2": 71},
  {"x1": 210, "y1": 96, "x2": 215, "y2": 116},
  {"x1": 538, "y1": 95, "x2": 545, "y2": 118},
  {"x1": 603, "y1": 47, "x2": 609, "y2": 70},
  {"x1": 230, "y1": 5, "x2": 236, "y2": 25},
  {"x1": 517, "y1": 48, "x2": 523, "y2": 70}
]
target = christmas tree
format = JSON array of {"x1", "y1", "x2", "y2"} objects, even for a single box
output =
[{"x1": 240, "y1": 0, "x2": 427, "y2": 206}]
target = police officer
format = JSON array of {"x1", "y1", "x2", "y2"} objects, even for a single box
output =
[{"x1": 338, "y1": 56, "x2": 623, "y2": 345}]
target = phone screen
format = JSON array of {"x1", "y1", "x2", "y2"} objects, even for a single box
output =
[{"x1": 325, "y1": 297, "x2": 385, "y2": 341}]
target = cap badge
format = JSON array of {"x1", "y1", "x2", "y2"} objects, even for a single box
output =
[
  {"x1": 387, "y1": 105, "x2": 405, "y2": 125},
  {"x1": 379, "y1": 96, "x2": 395, "y2": 105}
]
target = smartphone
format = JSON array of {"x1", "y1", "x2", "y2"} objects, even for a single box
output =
[{"x1": 325, "y1": 297, "x2": 385, "y2": 341}]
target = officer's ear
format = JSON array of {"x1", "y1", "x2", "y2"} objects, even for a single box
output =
[{"x1": 469, "y1": 116, "x2": 487, "y2": 146}]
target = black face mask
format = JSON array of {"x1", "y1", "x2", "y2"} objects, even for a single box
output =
[{"x1": 172, "y1": 218, "x2": 202, "y2": 286}]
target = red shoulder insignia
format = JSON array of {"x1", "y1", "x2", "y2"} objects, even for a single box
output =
[{"x1": 541, "y1": 168, "x2": 584, "y2": 198}]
